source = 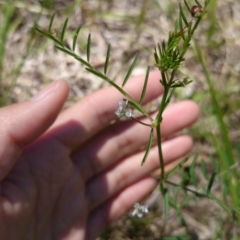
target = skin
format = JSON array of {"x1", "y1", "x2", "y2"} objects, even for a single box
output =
[{"x1": 0, "y1": 71, "x2": 199, "y2": 240}]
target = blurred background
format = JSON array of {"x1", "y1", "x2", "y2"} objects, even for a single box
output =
[{"x1": 0, "y1": 0, "x2": 240, "y2": 239}]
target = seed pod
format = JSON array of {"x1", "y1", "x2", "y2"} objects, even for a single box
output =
[{"x1": 191, "y1": 5, "x2": 203, "y2": 18}]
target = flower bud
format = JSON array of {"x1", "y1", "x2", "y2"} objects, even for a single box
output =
[{"x1": 191, "y1": 5, "x2": 203, "y2": 18}]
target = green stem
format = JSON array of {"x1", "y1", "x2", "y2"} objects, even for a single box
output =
[
  {"x1": 156, "y1": 74, "x2": 170, "y2": 180},
  {"x1": 131, "y1": 117, "x2": 153, "y2": 127},
  {"x1": 157, "y1": 125, "x2": 165, "y2": 180}
]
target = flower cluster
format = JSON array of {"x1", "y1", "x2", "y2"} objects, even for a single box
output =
[
  {"x1": 115, "y1": 99, "x2": 133, "y2": 118},
  {"x1": 131, "y1": 203, "x2": 148, "y2": 218}
]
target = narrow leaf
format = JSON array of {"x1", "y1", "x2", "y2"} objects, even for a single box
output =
[
  {"x1": 176, "y1": 208, "x2": 186, "y2": 226},
  {"x1": 122, "y1": 53, "x2": 139, "y2": 87},
  {"x1": 172, "y1": 185, "x2": 179, "y2": 198},
  {"x1": 72, "y1": 26, "x2": 81, "y2": 51},
  {"x1": 87, "y1": 33, "x2": 91, "y2": 62},
  {"x1": 210, "y1": 155, "x2": 219, "y2": 173},
  {"x1": 154, "y1": 51, "x2": 159, "y2": 64},
  {"x1": 139, "y1": 66, "x2": 150, "y2": 104},
  {"x1": 179, "y1": 3, "x2": 189, "y2": 27},
  {"x1": 194, "y1": 194, "x2": 199, "y2": 204},
  {"x1": 48, "y1": 14, "x2": 56, "y2": 33},
  {"x1": 184, "y1": 0, "x2": 191, "y2": 13},
  {"x1": 200, "y1": 160, "x2": 208, "y2": 180},
  {"x1": 208, "y1": 192, "x2": 232, "y2": 215},
  {"x1": 164, "y1": 192, "x2": 169, "y2": 219},
  {"x1": 141, "y1": 128, "x2": 154, "y2": 165},
  {"x1": 60, "y1": 18, "x2": 68, "y2": 42},
  {"x1": 181, "y1": 168, "x2": 190, "y2": 188},
  {"x1": 165, "y1": 88, "x2": 175, "y2": 107},
  {"x1": 174, "y1": 18, "x2": 179, "y2": 33},
  {"x1": 178, "y1": 9, "x2": 185, "y2": 41},
  {"x1": 223, "y1": 184, "x2": 229, "y2": 202},
  {"x1": 195, "y1": 0, "x2": 202, "y2": 7},
  {"x1": 167, "y1": 156, "x2": 189, "y2": 178},
  {"x1": 161, "y1": 183, "x2": 169, "y2": 219},
  {"x1": 189, "y1": 154, "x2": 198, "y2": 187},
  {"x1": 207, "y1": 171, "x2": 216, "y2": 194},
  {"x1": 104, "y1": 44, "x2": 111, "y2": 75},
  {"x1": 128, "y1": 100, "x2": 146, "y2": 116}
]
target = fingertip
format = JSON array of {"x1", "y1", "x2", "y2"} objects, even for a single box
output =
[
  {"x1": 162, "y1": 135, "x2": 194, "y2": 164},
  {"x1": 183, "y1": 100, "x2": 200, "y2": 120},
  {"x1": 0, "y1": 80, "x2": 69, "y2": 146},
  {"x1": 31, "y1": 80, "x2": 69, "y2": 102}
]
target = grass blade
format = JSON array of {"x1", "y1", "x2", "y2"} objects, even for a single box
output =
[
  {"x1": 60, "y1": 18, "x2": 68, "y2": 42},
  {"x1": 141, "y1": 128, "x2": 154, "y2": 165},
  {"x1": 122, "y1": 53, "x2": 139, "y2": 87},
  {"x1": 189, "y1": 154, "x2": 198, "y2": 187},
  {"x1": 223, "y1": 184, "x2": 229, "y2": 202},
  {"x1": 87, "y1": 33, "x2": 91, "y2": 62},
  {"x1": 160, "y1": 183, "x2": 169, "y2": 218},
  {"x1": 48, "y1": 14, "x2": 56, "y2": 33},
  {"x1": 207, "y1": 171, "x2": 216, "y2": 194},
  {"x1": 172, "y1": 185, "x2": 179, "y2": 198},
  {"x1": 104, "y1": 44, "x2": 111, "y2": 75},
  {"x1": 210, "y1": 155, "x2": 219, "y2": 173},
  {"x1": 139, "y1": 66, "x2": 150, "y2": 104},
  {"x1": 72, "y1": 26, "x2": 81, "y2": 51}
]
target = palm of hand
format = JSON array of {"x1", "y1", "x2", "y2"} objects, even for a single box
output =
[{"x1": 0, "y1": 72, "x2": 199, "y2": 240}]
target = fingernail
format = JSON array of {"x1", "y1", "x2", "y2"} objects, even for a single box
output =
[{"x1": 31, "y1": 80, "x2": 62, "y2": 101}]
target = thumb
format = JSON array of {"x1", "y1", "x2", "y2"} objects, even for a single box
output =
[{"x1": 0, "y1": 80, "x2": 69, "y2": 180}]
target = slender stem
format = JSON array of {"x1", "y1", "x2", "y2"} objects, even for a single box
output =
[
  {"x1": 156, "y1": 125, "x2": 165, "y2": 180},
  {"x1": 155, "y1": 75, "x2": 170, "y2": 180},
  {"x1": 165, "y1": 180, "x2": 207, "y2": 197},
  {"x1": 131, "y1": 117, "x2": 153, "y2": 127}
]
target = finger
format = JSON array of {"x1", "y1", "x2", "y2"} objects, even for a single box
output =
[
  {"x1": 0, "y1": 80, "x2": 69, "y2": 180},
  {"x1": 50, "y1": 71, "x2": 163, "y2": 149},
  {"x1": 72, "y1": 100, "x2": 199, "y2": 181},
  {"x1": 87, "y1": 177, "x2": 157, "y2": 240},
  {"x1": 86, "y1": 135, "x2": 193, "y2": 210}
]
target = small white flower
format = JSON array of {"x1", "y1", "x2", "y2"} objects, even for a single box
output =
[
  {"x1": 115, "y1": 99, "x2": 133, "y2": 118},
  {"x1": 131, "y1": 203, "x2": 148, "y2": 218},
  {"x1": 125, "y1": 109, "x2": 133, "y2": 118}
]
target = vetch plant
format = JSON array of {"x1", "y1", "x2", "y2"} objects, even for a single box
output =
[{"x1": 36, "y1": 0, "x2": 239, "y2": 224}]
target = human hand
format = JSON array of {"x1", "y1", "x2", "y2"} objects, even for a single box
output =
[{"x1": 0, "y1": 71, "x2": 199, "y2": 240}]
